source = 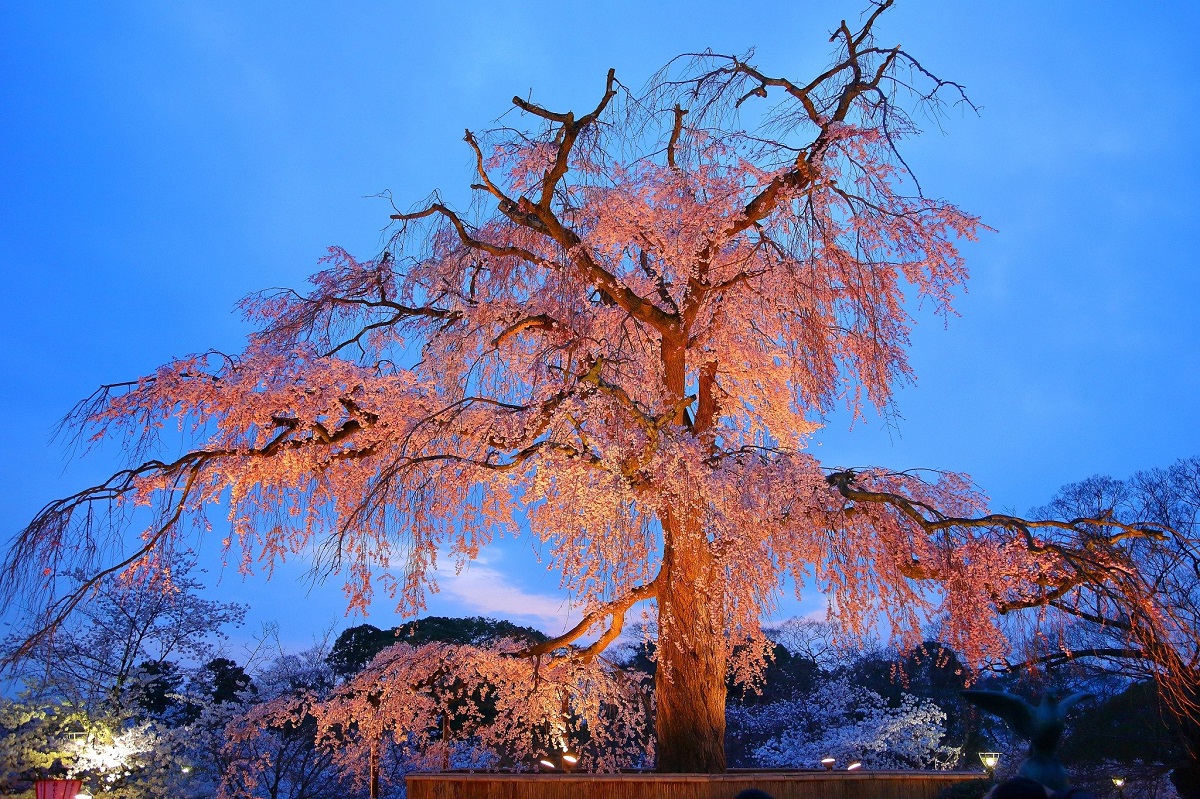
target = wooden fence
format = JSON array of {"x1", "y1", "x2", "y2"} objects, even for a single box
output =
[{"x1": 407, "y1": 769, "x2": 985, "y2": 799}]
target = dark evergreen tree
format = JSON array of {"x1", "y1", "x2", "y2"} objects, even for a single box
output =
[
  {"x1": 128, "y1": 659, "x2": 183, "y2": 719},
  {"x1": 327, "y1": 617, "x2": 546, "y2": 679},
  {"x1": 194, "y1": 657, "x2": 255, "y2": 704}
]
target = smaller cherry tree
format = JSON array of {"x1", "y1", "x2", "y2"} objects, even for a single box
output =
[
  {"x1": 67, "y1": 721, "x2": 199, "y2": 799},
  {"x1": 309, "y1": 639, "x2": 650, "y2": 794}
]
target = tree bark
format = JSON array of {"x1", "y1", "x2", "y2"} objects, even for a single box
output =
[
  {"x1": 369, "y1": 741, "x2": 380, "y2": 799},
  {"x1": 661, "y1": 334, "x2": 687, "y2": 424},
  {"x1": 654, "y1": 507, "x2": 727, "y2": 772},
  {"x1": 651, "y1": 337, "x2": 728, "y2": 772}
]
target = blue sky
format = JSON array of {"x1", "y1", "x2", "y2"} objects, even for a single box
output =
[{"x1": 2, "y1": 1, "x2": 1199, "y2": 655}]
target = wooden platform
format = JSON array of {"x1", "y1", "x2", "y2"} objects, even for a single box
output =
[{"x1": 407, "y1": 769, "x2": 985, "y2": 799}]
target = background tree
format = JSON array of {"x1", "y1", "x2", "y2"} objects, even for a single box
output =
[
  {"x1": 327, "y1": 617, "x2": 546, "y2": 679},
  {"x1": 126, "y1": 660, "x2": 185, "y2": 720},
  {"x1": 217, "y1": 643, "x2": 349, "y2": 799},
  {"x1": 764, "y1": 617, "x2": 853, "y2": 671},
  {"x1": 997, "y1": 458, "x2": 1200, "y2": 797},
  {"x1": 0, "y1": 553, "x2": 247, "y2": 798},
  {"x1": 730, "y1": 674, "x2": 958, "y2": 770},
  {"x1": 5, "y1": 553, "x2": 246, "y2": 718},
  {"x1": 0, "y1": 700, "x2": 92, "y2": 796},
  {"x1": 725, "y1": 625, "x2": 976, "y2": 770},
  {"x1": 2, "y1": 1, "x2": 1171, "y2": 771},
  {"x1": 194, "y1": 657, "x2": 257, "y2": 707}
]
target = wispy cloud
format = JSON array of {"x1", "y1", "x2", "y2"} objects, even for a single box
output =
[{"x1": 436, "y1": 563, "x2": 573, "y2": 633}]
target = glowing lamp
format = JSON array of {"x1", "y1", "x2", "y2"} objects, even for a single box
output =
[
  {"x1": 181, "y1": 766, "x2": 192, "y2": 774},
  {"x1": 562, "y1": 752, "x2": 578, "y2": 765},
  {"x1": 821, "y1": 757, "x2": 836, "y2": 770},
  {"x1": 1111, "y1": 778, "x2": 1125, "y2": 788},
  {"x1": 539, "y1": 758, "x2": 556, "y2": 770},
  {"x1": 979, "y1": 752, "x2": 1001, "y2": 771},
  {"x1": 847, "y1": 762, "x2": 863, "y2": 771}
]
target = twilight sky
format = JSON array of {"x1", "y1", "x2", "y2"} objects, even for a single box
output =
[{"x1": 2, "y1": 1, "x2": 1198, "y2": 656}]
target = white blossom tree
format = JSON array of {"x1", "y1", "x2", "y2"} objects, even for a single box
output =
[{"x1": 729, "y1": 676, "x2": 958, "y2": 770}]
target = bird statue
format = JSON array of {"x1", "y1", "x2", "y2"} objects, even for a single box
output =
[{"x1": 961, "y1": 690, "x2": 1094, "y2": 791}]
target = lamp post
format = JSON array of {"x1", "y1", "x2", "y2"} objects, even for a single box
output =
[
  {"x1": 979, "y1": 752, "x2": 1001, "y2": 780},
  {"x1": 1111, "y1": 777, "x2": 1126, "y2": 798},
  {"x1": 821, "y1": 757, "x2": 836, "y2": 771}
]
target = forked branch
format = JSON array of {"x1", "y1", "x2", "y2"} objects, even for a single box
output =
[
  {"x1": 512, "y1": 68, "x2": 618, "y2": 210},
  {"x1": 518, "y1": 574, "x2": 661, "y2": 663}
]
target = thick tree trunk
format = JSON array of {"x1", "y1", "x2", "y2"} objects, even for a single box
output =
[
  {"x1": 652, "y1": 337, "x2": 727, "y2": 771},
  {"x1": 654, "y1": 508, "x2": 727, "y2": 772}
]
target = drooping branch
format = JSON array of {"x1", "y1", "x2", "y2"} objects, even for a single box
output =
[
  {"x1": 1, "y1": 461, "x2": 205, "y2": 669},
  {"x1": 826, "y1": 469, "x2": 1167, "y2": 549},
  {"x1": 518, "y1": 574, "x2": 661, "y2": 663},
  {"x1": 29, "y1": 344, "x2": 673, "y2": 615},
  {"x1": 4, "y1": 388, "x2": 386, "y2": 619},
  {"x1": 987, "y1": 646, "x2": 1153, "y2": 675},
  {"x1": 824, "y1": 468, "x2": 1172, "y2": 627},
  {"x1": 390, "y1": 203, "x2": 554, "y2": 268}
]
